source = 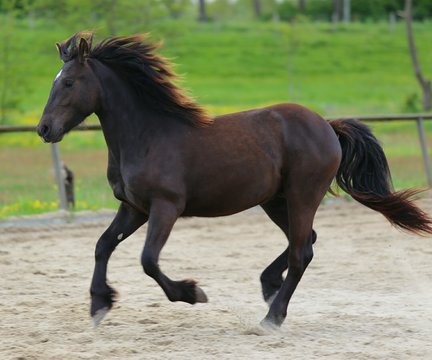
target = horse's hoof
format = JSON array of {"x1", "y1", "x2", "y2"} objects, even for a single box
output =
[
  {"x1": 92, "y1": 307, "x2": 109, "y2": 327},
  {"x1": 259, "y1": 318, "x2": 281, "y2": 333},
  {"x1": 195, "y1": 286, "x2": 208, "y2": 303},
  {"x1": 177, "y1": 280, "x2": 208, "y2": 304}
]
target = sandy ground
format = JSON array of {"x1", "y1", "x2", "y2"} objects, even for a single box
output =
[{"x1": 1, "y1": 197, "x2": 432, "y2": 360}]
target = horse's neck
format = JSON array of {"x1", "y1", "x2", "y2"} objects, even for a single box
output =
[
  {"x1": 92, "y1": 60, "x2": 186, "y2": 158},
  {"x1": 92, "y1": 62, "x2": 148, "y2": 153}
]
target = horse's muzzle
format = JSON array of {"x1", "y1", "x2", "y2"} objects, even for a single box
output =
[{"x1": 36, "y1": 122, "x2": 64, "y2": 143}]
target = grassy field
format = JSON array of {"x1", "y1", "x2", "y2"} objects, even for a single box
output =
[{"x1": 1, "y1": 20, "x2": 432, "y2": 218}]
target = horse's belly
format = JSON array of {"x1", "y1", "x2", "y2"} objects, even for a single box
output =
[
  {"x1": 182, "y1": 198, "x2": 266, "y2": 217},
  {"x1": 182, "y1": 172, "x2": 281, "y2": 217}
]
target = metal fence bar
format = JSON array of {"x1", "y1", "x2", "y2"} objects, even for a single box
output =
[
  {"x1": 326, "y1": 114, "x2": 432, "y2": 122},
  {"x1": 416, "y1": 117, "x2": 432, "y2": 187},
  {"x1": 50, "y1": 143, "x2": 68, "y2": 210}
]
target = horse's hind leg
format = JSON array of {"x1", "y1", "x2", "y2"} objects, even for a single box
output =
[
  {"x1": 260, "y1": 198, "x2": 317, "y2": 305},
  {"x1": 261, "y1": 174, "x2": 331, "y2": 328},
  {"x1": 90, "y1": 202, "x2": 148, "y2": 325},
  {"x1": 141, "y1": 199, "x2": 208, "y2": 305}
]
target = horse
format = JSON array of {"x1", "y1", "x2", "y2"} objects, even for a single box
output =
[{"x1": 37, "y1": 32, "x2": 432, "y2": 328}]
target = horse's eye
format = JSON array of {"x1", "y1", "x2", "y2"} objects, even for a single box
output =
[{"x1": 64, "y1": 79, "x2": 74, "y2": 88}]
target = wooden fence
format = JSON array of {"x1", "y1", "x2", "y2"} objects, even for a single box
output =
[{"x1": 1, "y1": 114, "x2": 431, "y2": 210}]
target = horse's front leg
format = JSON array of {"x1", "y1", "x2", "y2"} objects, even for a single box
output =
[
  {"x1": 141, "y1": 199, "x2": 208, "y2": 304},
  {"x1": 90, "y1": 202, "x2": 148, "y2": 325}
]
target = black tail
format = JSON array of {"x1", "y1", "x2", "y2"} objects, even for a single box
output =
[{"x1": 330, "y1": 119, "x2": 432, "y2": 236}]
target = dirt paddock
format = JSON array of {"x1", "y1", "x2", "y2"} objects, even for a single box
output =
[{"x1": 1, "y1": 197, "x2": 432, "y2": 359}]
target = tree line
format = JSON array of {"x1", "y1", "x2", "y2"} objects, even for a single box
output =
[{"x1": 1, "y1": 0, "x2": 432, "y2": 25}]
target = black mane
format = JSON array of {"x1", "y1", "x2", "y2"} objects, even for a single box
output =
[{"x1": 58, "y1": 32, "x2": 212, "y2": 127}]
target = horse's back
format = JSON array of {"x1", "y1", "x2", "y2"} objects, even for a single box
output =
[{"x1": 214, "y1": 103, "x2": 341, "y2": 171}]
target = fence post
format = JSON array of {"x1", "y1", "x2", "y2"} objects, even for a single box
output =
[
  {"x1": 50, "y1": 143, "x2": 68, "y2": 210},
  {"x1": 416, "y1": 117, "x2": 432, "y2": 187}
]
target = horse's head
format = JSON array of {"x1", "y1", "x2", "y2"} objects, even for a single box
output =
[{"x1": 37, "y1": 32, "x2": 100, "y2": 143}]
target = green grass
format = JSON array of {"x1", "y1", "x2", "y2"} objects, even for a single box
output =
[
  {"x1": 1, "y1": 19, "x2": 432, "y2": 218},
  {"x1": 0, "y1": 140, "x2": 119, "y2": 218},
  {"x1": 4, "y1": 19, "x2": 432, "y2": 123}
]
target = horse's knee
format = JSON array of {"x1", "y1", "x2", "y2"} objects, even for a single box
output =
[{"x1": 141, "y1": 254, "x2": 158, "y2": 277}]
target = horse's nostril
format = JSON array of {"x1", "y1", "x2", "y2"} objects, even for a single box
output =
[{"x1": 39, "y1": 124, "x2": 50, "y2": 137}]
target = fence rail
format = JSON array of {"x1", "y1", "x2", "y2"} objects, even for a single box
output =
[
  {"x1": 0, "y1": 124, "x2": 101, "y2": 133},
  {"x1": 1, "y1": 113, "x2": 431, "y2": 209},
  {"x1": 1, "y1": 113, "x2": 432, "y2": 134}
]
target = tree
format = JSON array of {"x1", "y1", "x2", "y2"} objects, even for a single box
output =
[
  {"x1": 332, "y1": 0, "x2": 342, "y2": 22},
  {"x1": 252, "y1": 0, "x2": 261, "y2": 18},
  {"x1": 405, "y1": 0, "x2": 431, "y2": 110},
  {"x1": 198, "y1": 0, "x2": 208, "y2": 21},
  {"x1": 298, "y1": 0, "x2": 305, "y2": 13}
]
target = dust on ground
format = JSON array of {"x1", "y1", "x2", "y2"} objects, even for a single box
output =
[{"x1": 1, "y1": 197, "x2": 432, "y2": 359}]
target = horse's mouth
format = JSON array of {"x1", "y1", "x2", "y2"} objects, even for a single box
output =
[
  {"x1": 38, "y1": 129, "x2": 65, "y2": 144},
  {"x1": 42, "y1": 135, "x2": 64, "y2": 144}
]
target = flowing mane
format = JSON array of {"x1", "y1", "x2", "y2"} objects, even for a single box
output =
[{"x1": 58, "y1": 32, "x2": 212, "y2": 127}]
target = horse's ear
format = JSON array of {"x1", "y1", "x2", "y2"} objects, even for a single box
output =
[
  {"x1": 56, "y1": 42, "x2": 64, "y2": 62},
  {"x1": 55, "y1": 43, "x2": 61, "y2": 55},
  {"x1": 78, "y1": 37, "x2": 89, "y2": 64},
  {"x1": 56, "y1": 40, "x2": 72, "y2": 62}
]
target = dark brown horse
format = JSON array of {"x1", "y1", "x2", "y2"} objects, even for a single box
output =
[{"x1": 37, "y1": 32, "x2": 432, "y2": 328}]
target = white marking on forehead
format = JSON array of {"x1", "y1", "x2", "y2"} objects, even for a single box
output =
[
  {"x1": 54, "y1": 69, "x2": 63, "y2": 82},
  {"x1": 117, "y1": 233, "x2": 124, "y2": 240}
]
